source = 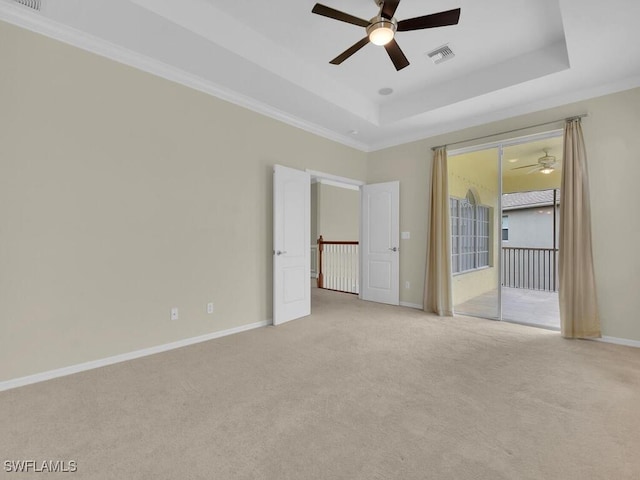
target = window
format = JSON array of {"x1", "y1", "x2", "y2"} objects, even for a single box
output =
[
  {"x1": 450, "y1": 191, "x2": 490, "y2": 274},
  {"x1": 502, "y1": 215, "x2": 509, "y2": 241}
]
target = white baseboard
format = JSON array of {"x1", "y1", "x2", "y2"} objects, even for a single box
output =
[
  {"x1": 596, "y1": 336, "x2": 640, "y2": 348},
  {"x1": 4, "y1": 320, "x2": 636, "y2": 393},
  {"x1": 0, "y1": 320, "x2": 269, "y2": 392},
  {"x1": 400, "y1": 301, "x2": 423, "y2": 310}
]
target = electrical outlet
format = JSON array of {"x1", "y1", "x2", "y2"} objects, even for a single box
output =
[
  {"x1": 207, "y1": 303, "x2": 214, "y2": 314},
  {"x1": 405, "y1": 281, "x2": 411, "y2": 289},
  {"x1": 171, "y1": 307, "x2": 179, "y2": 321}
]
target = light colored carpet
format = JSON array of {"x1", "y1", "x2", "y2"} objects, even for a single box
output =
[{"x1": 1, "y1": 288, "x2": 640, "y2": 479}]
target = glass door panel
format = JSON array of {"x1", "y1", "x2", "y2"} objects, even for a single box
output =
[
  {"x1": 501, "y1": 138, "x2": 562, "y2": 329},
  {"x1": 448, "y1": 147, "x2": 501, "y2": 320}
]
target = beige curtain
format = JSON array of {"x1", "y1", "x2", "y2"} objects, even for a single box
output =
[
  {"x1": 424, "y1": 147, "x2": 453, "y2": 316},
  {"x1": 559, "y1": 119, "x2": 601, "y2": 338}
]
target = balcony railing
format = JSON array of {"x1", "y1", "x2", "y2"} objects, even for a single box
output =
[
  {"x1": 502, "y1": 247, "x2": 558, "y2": 292},
  {"x1": 317, "y1": 235, "x2": 359, "y2": 294}
]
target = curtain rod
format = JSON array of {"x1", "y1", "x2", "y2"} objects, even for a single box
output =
[{"x1": 431, "y1": 114, "x2": 588, "y2": 151}]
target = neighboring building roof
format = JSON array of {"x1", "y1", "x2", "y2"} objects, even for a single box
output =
[{"x1": 502, "y1": 189, "x2": 561, "y2": 211}]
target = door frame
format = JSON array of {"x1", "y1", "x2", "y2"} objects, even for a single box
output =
[
  {"x1": 306, "y1": 169, "x2": 365, "y2": 190},
  {"x1": 305, "y1": 169, "x2": 365, "y2": 304},
  {"x1": 307, "y1": 171, "x2": 401, "y2": 306}
]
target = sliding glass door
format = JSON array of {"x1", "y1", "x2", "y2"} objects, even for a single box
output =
[{"x1": 447, "y1": 132, "x2": 563, "y2": 329}]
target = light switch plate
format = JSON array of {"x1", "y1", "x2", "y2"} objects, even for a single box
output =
[{"x1": 401, "y1": 231, "x2": 410, "y2": 240}]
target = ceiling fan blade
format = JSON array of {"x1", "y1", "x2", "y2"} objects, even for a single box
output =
[
  {"x1": 330, "y1": 37, "x2": 370, "y2": 65},
  {"x1": 381, "y1": 0, "x2": 401, "y2": 19},
  {"x1": 384, "y1": 38, "x2": 410, "y2": 71},
  {"x1": 312, "y1": 4, "x2": 370, "y2": 28},
  {"x1": 397, "y1": 8, "x2": 461, "y2": 32},
  {"x1": 511, "y1": 163, "x2": 539, "y2": 170},
  {"x1": 526, "y1": 166, "x2": 543, "y2": 174}
]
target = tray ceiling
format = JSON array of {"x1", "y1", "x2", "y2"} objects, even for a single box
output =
[{"x1": 2, "y1": 0, "x2": 640, "y2": 150}]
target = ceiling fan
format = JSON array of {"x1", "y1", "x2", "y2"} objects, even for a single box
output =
[
  {"x1": 311, "y1": 0, "x2": 461, "y2": 71},
  {"x1": 512, "y1": 150, "x2": 558, "y2": 175}
]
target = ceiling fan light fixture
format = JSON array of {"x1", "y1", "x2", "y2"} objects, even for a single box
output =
[
  {"x1": 367, "y1": 18, "x2": 396, "y2": 46},
  {"x1": 311, "y1": 2, "x2": 461, "y2": 70},
  {"x1": 540, "y1": 167, "x2": 554, "y2": 174}
]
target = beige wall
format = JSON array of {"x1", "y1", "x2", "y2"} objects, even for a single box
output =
[
  {"x1": 316, "y1": 183, "x2": 359, "y2": 241},
  {"x1": 368, "y1": 87, "x2": 640, "y2": 341},
  {"x1": 0, "y1": 21, "x2": 367, "y2": 381}
]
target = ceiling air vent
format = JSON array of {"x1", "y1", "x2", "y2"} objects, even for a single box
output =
[
  {"x1": 13, "y1": 0, "x2": 41, "y2": 11},
  {"x1": 426, "y1": 44, "x2": 455, "y2": 64}
]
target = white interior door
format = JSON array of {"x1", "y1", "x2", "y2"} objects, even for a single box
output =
[
  {"x1": 360, "y1": 181, "x2": 400, "y2": 305},
  {"x1": 273, "y1": 165, "x2": 310, "y2": 325}
]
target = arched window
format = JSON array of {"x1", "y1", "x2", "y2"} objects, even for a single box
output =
[
  {"x1": 465, "y1": 190, "x2": 477, "y2": 205},
  {"x1": 450, "y1": 190, "x2": 490, "y2": 274}
]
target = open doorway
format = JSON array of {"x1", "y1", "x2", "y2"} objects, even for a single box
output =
[
  {"x1": 308, "y1": 171, "x2": 401, "y2": 308},
  {"x1": 310, "y1": 177, "x2": 360, "y2": 295},
  {"x1": 446, "y1": 132, "x2": 562, "y2": 329},
  {"x1": 307, "y1": 171, "x2": 364, "y2": 314}
]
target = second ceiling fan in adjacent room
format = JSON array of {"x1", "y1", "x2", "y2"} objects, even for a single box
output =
[{"x1": 511, "y1": 150, "x2": 559, "y2": 175}]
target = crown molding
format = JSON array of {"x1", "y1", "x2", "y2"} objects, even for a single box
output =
[{"x1": 0, "y1": 1, "x2": 370, "y2": 152}]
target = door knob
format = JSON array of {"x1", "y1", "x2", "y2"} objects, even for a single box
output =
[
  {"x1": 276, "y1": 250, "x2": 287, "y2": 256},
  {"x1": 389, "y1": 247, "x2": 399, "y2": 252}
]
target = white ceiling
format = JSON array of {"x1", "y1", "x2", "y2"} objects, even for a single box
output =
[{"x1": 2, "y1": 0, "x2": 640, "y2": 151}]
